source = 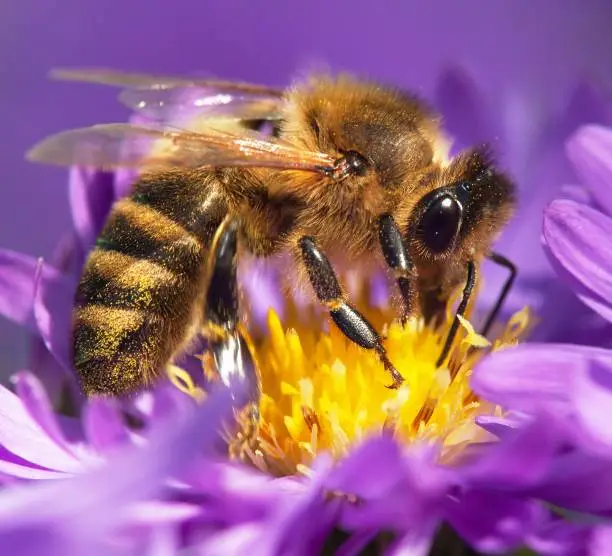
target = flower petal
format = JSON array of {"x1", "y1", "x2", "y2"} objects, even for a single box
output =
[
  {"x1": 532, "y1": 453, "x2": 612, "y2": 513},
  {"x1": 590, "y1": 526, "x2": 612, "y2": 555},
  {"x1": 472, "y1": 343, "x2": 612, "y2": 414},
  {"x1": 12, "y1": 372, "x2": 82, "y2": 460},
  {"x1": 435, "y1": 67, "x2": 496, "y2": 152},
  {"x1": 0, "y1": 251, "x2": 61, "y2": 332},
  {"x1": 0, "y1": 386, "x2": 234, "y2": 549},
  {"x1": 566, "y1": 124, "x2": 612, "y2": 216},
  {"x1": 0, "y1": 380, "x2": 86, "y2": 473},
  {"x1": 83, "y1": 397, "x2": 130, "y2": 453},
  {"x1": 32, "y1": 259, "x2": 75, "y2": 370},
  {"x1": 462, "y1": 417, "x2": 559, "y2": 489},
  {"x1": 571, "y1": 360, "x2": 612, "y2": 455},
  {"x1": 543, "y1": 199, "x2": 612, "y2": 322},
  {"x1": 526, "y1": 517, "x2": 592, "y2": 556},
  {"x1": 447, "y1": 491, "x2": 545, "y2": 553},
  {"x1": 0, "y1": 445, "x2": 69, "y2": 480},
  {"x1": 69, "y1": 168, "x2": 115, "y2": 261}
]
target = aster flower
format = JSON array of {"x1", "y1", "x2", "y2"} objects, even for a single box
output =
[
  {"x1": 473, "y1": 124, "x2": 612, "y2": 520},
  {"x1": 1, "y1": 72, "x2": 612, "y2": 555}
]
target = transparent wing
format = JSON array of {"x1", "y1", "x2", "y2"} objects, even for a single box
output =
[
  {"x1": 51, "y1": 67, "x2": 283, "y2": 95},
  {"x1": 26, "y1": 123, "x2": 335, "y2": 172},
  {"x1": 51, "y1": 67, "x2": 286, "y2": 125},
  {"x1": 117, "y1": 87, "x2": 284, "y2": 122}
]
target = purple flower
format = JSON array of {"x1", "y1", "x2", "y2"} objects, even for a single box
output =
[
  {"x1": 473, "y1": 124, "x2": 612, "y2": 524},
  {"x1": 1, "y1": 51, "x2": 612, "y2": 556}
]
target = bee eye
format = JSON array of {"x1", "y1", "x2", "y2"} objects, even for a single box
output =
[
  {"x1": 418, "y1": 194, "x2": 462, "y2": 253},
  {"x1": 342, "y1": 151, "x2": 369, "y2": 176}
]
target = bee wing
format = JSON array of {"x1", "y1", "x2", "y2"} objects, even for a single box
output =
[
  {"x1": 50, "y1": 67, "x2": 283, "y2": 96},
  {"x1": 51, "y1": 67, "x2": 285, "y2": 126},
  {"x1": 26, "y1": 123, "x2": 335, "y2": 172},
  {"x1": 117, "y1": 87, "x2": 285, "y2": 122}
]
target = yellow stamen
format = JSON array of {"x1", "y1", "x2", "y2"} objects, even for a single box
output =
[
  {"x1": 244, "y1": 294, "x2": 525, "y2": 474},
  {"x1": 175, "y1": 279, "x2": 530, "y2": 476}
]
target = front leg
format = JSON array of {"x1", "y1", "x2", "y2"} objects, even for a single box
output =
[
  {"x1": 298, "y1": 236, "x2": 404, "y2": 388},
  {"x1": 378, "y1": 214, "x2": 417, "y2": 323}
]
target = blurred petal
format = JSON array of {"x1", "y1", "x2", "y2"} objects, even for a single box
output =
[
  {"x1": 532, "y1": 453, "x2": 612, "y2": 513},
  {"x1": 32, "y1": 259, "x2": 75, "y2": 370},
  {"x1": 83, "y1": 397, "x2": 130, "y2": 453},
  {"x1": 0, "y1": 381, "x2": 86, "y2": 473},
  {"x1": 543, "y1": 200, "x2": 612, "y2": 322},
  {"x1": 388, "y1": 528, "x2": 435, "y2": 556},
  {"x1": 566, "y1": 124, "x2": 612, "y2": 215},
  {"x1": 199, "y1": 524, "x2": 263, "y2": 556},
  {"x1": 12, "y1": 372, "x2": 82, "y2": 459},
  {"x1": 0, "y1": 387, "x2": 234, "y2": 550},
  {"x1": 474, "y1": 344, "x2": 612, "y2": 458},
  {"x1": 526, "y1": 517, "x2": 592, "y2": 556},
  {"x1": 462, "y1": 417, "x2": 559, "y2": 489},
  {"x1": 0, "y1": 445, "x2": 69, "y2": 480},
  {"x1": 472, "y1": 343, "x2": 612, "y2": 414},
  {"x1": 590, "y1": 526, "x2": 612, "y2": 555},
  {"x1": 0, "y1": 251, "x2": 61, "y2": 332},
  {"x1": 326, "y1": 439, "x2": 449, "y2": 532},
  {"x1": 122, "y1": 501, "x2": 200, "y2": 526},
  {"x1": 571, "y1": 360, "x2": 612, "y2": 454},
  {"x1": 69, "y1": 168, "x2": 115, "y2": 261},
  {"x1": 447, "y1": 491, "x2": 544, "y2": 553},
  {"x1": 435, "y1": 67, "x2": 496, "y2": 151}
]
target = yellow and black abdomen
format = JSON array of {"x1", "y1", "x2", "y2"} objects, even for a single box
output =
[{"x1": 72, "y1": 170, "x2": 226, "y2": 396}]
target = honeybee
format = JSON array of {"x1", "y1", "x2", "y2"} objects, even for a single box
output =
[{"x1": 28, "y1": 68, "x2": 516, "y2": 398}]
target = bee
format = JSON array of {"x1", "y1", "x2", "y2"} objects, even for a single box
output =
[{"x1": 27, "y1": 68, "x2": 516, "y2": 399}]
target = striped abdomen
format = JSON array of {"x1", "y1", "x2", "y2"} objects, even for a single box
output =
[{"x1": 73, "y1": 170, "x2": 226, "y2": 396}]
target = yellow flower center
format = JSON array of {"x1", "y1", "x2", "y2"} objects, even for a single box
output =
[{"x1": 169, "y1": 281, "x2": 530, "y2": 476}]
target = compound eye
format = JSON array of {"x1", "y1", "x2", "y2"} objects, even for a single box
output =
[
  {"x1": 340, "y1": 150, "x2": 369, "y2": 177},
  {"x1": 418, "y1": 194, "x2": 462, "y2": 253}
]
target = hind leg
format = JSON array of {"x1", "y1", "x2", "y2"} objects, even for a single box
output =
[{"x1": 201, "y1": 217, "x2": 261, "y2": 411}]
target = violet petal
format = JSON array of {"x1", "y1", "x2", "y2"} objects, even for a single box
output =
[
  {"x1": 32, "y1": 258, "x2": 75, "y2": 370},
  {"x1": 532, "y1": 453, "x2": 612, "y2": 513},
  {"x1": 0, "y1": 251, "x2": 61, "y2": 332},
  {"x1": 447, "y1": 491, "x2": 545, "y2": 553},
  {"x1": 435, "y1": 67, "x2": 496, "y2": 152},
  {"x1": 571, "y1": 360, "x2": 612, "y2": 455},
  {"x1": 526, "y1": 517, "x2": 592, "y2": 556},
  {"x1": 472, "y1": 343, "x2": 612, "y2": 414},
  {"x1": 69, "y1": 168, "x2": 115, "y2": 261},
  {"x1": 12, "y1": 372, "x2": 81, "y2": 459},
  {"x1": 543, "y1": 199, "x2": 612, "y2": 322},
  {"x1": 461, "y1": 417, "x2": 558, "y2": 489},
  {"x1": 0, "y1": 381, "x2": 86, "y2": 473},
  {"x1": 590, "y1": 526, "x2": 612, "y2": 555},
  {"x1": 0, "y1": 387, "x2": 234, "y2": 549},
  {"x1": 566, "y1": 124, "x2": 612, "y2": 216},
  {"x1": 83, "y1": 397, "x2": 130, "y2": 453}
]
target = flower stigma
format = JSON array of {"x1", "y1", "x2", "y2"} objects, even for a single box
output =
[{"x1": 168, "y1": 277, "x2": 531, "y2": 476}]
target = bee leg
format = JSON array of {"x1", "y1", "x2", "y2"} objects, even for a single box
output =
[
  {"x1": 481, "y1": 252, "x2": 517, "y2": 336},
  {"x1": 203, "y1": 218, "x2": 261, "y2": 411},
  {"x1": 436, "y1": 260, "x2": 477, "y2": 367},
  {"x1": 378, "y1": 214, "x2": 417, "y2": 323},
  {"x1": 298, "y1": 236, "x2": 404, "y2": 388}
]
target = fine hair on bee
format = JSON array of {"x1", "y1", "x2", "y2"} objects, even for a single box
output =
[{"x1": 27, "y1": 68, "x2": 517, "y2": 400}]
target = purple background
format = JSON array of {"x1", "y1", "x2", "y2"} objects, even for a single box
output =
[{"x1": 1, "y1": 0, "x2": 612, "y2": 376}]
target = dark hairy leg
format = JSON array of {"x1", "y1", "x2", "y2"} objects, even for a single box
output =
[
  {"x1": 436, "y1": 261, "x2": 477, "y2": 367},
  {"x1": 298, "y1": 236, "x2": 404, "y2": 388},
  {"x1": 203, "y1": 217, "x2": 261, "y2": 408},
  {"x1": 377, "y1": 213, "x2": 417, "y2": 323},
  {"x1": 481, "y1": 252, "x2": 517, "y2": 336}
]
